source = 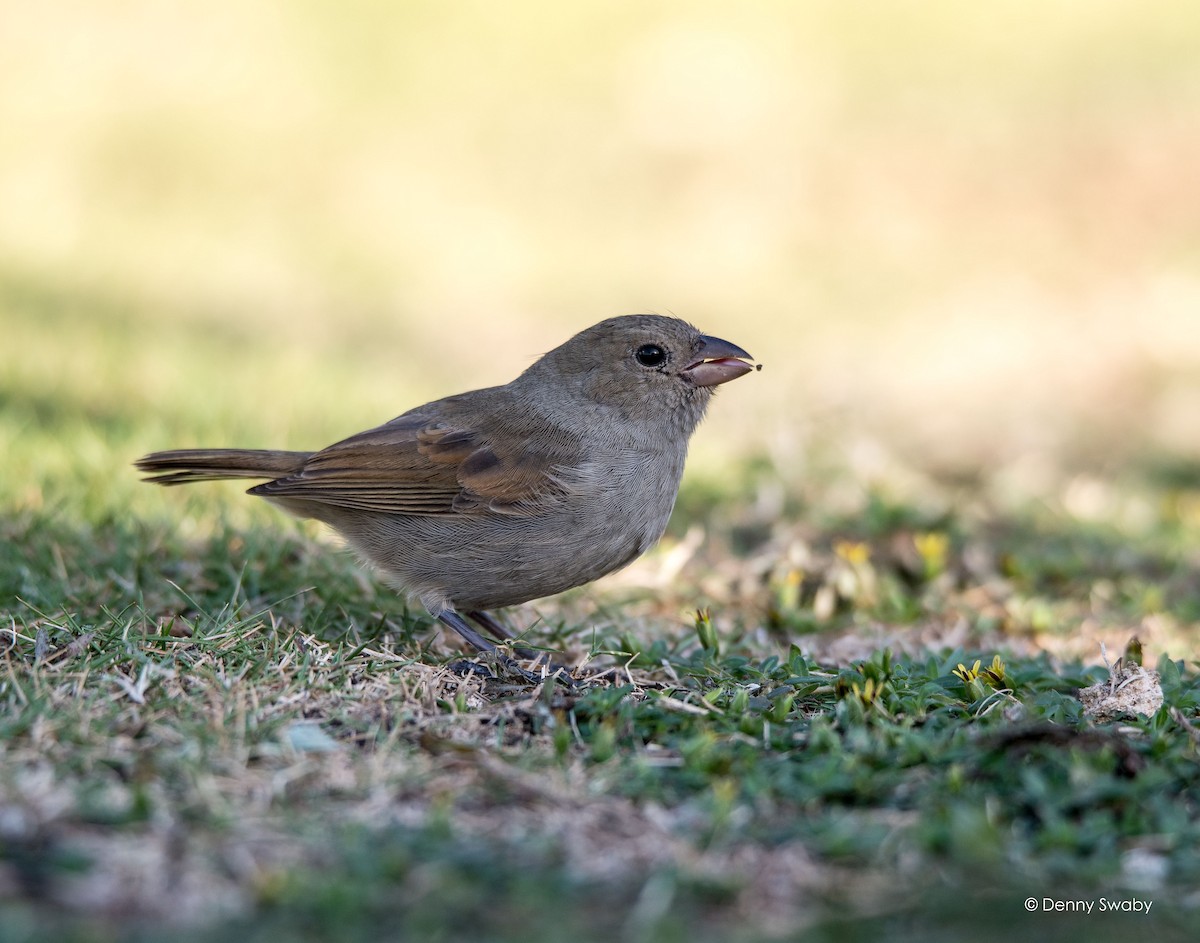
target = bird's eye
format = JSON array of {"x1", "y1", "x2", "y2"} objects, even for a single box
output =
[{"x1": 635, "y1": 343, "x2": 668, "y2": 367}]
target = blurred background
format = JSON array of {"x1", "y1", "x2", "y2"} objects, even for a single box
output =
[{"x1": 3, "y1": 0, "x2": 1199, "y2": 518}]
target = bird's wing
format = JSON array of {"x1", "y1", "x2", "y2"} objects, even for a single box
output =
[{"x1": 247, "y1": 411, "x2": 577, "y2": 516}]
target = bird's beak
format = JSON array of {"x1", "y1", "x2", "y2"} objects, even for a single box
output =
[{"x1": 683, "y1": 334, "x2": 757, "y2": 388}]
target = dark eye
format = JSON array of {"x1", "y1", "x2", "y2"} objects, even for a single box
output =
[{"x1": 635, "y1": 343, "x2": 668, "y2": 367}]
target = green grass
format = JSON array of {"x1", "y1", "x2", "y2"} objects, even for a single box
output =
[
  {"x1": 5, "y1": 291, "x2": 1200, "y2": 942},
  {"x1": 4, "y1": 505, "x2": 1200, "y2": 942}
]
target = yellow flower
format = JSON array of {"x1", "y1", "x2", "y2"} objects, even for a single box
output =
[
  {"x1": 980, "y1": 654, "x2": 1008, "y2": 687},
  {"x1": 834, "y1": 540, "x2": 871, "y2": 566},
  {"x1": 953, "y1": 660, "x2": 982, "y2": 684},
  {"x1": 914, "y1": 531, "x2": 949, "y2": 576}
]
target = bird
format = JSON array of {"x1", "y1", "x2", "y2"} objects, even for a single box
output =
[{"x1": 136, "y1": 314, "x2": 756, "y2": 672}]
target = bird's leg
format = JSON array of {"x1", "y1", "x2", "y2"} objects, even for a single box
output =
[
  {"x1": 466, "y1": 609, "x2": 518, "y2": 641},
  {"x1": 466, "y1": 610, "x2": 544, "y2": 661},
  {"x1": 468, "y1": 610, "x2": 581, "y2": 685},
  {"x1": 435, "y1": 608, "x2": 558, "y2": 686},
  {"x1": 435, "y1": 608, "x2": 497, "y2": 653}
]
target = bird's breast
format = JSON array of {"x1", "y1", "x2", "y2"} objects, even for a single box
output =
[{"x1": 555, "y1": 446, "x2": 686, "y2": 548}]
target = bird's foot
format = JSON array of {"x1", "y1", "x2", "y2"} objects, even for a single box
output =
[{"x1": 437, "y1": 608, "x2": 580, "y2": 688}]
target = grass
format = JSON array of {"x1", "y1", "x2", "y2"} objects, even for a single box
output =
[{"x1": 4, "y1": 503, "x2": 1200, "y2": 942}]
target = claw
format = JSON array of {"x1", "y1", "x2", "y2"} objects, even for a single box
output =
[{"x1": 436, "y1": 607, "x2": 580, "y2": 688}]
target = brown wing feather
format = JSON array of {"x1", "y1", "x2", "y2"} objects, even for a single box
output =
[{"x1": 247, "y1": 411, "x2": 574, "y2": 516}]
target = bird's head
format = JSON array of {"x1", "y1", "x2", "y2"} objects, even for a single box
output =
[{"x1": 521, "y1": 314, "x2": 756, "y2": 437}]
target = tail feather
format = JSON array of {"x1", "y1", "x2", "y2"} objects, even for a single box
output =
[{"x1": 135, "y1": 449, "x2": 312, "y2": 486}]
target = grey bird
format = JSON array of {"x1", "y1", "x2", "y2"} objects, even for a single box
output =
[{"x1": 136, "y1": 315, "x2": 755, "y2": 664}]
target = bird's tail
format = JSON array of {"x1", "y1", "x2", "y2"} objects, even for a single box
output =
[{"x1": 135, "y1": 449, "x2": 312, "y2": 486}]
